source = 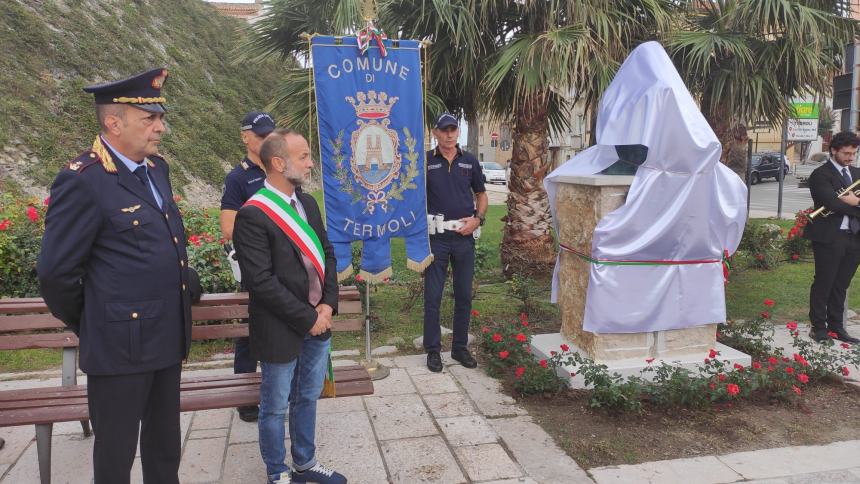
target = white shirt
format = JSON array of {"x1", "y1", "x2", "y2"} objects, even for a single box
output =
[
  {"x1": 830, "y1": 158, "x2": 852, "y2": 230},
  {"x1": 264, "y1": 180, "x2": 307, "y2": 221}
]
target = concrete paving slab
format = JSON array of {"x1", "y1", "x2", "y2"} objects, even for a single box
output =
[
  {"x1": 379, "y1": 436, "x2": 465, "y2": 484},
  {"x1": 178, "y1": 436, "x2": 227, "y2": 483},
  {"x1": 718, "y1": 440, "x2": 860, "y2": 479},
  {"x1": 448, "y1": 366, "x2": 527, "y2": 417},
  {"x1": 331, "y1": 349, "x2": 360, "y2": 358},
  {"x1": 228, "y1": 412, "x2": 259, "y2": 444},
  {"x1": 190, "y1": 408, "x2": 233, "y2": 430},
  {"x1": 394, "y1": 352, "x2": 451, "y2": 368},
  {"x1": 437, "y1": 415, "x2": 498, "y2": 446},
  {"x1": 407, "y1": 366, "x2": 432, "y2": 376},
  {"x1": 331, "y1": 359, "x2": 358, "y2": 367},
  {"x1": 53, "y1": 421, "x2": 91, "y2": 436},
  {"x1": 374, "y1": 356, "x2": 395, "y2": 367},
  {"x1": 2, "y1": 434, "x2": 93, "y2": 484},
  {"x1": 220, "y1": 442, "x2": 266, "y2": 484},
  {"x1": 453, "y1": 443, "x2": 522, "y2": 482},
  {"x1": 590, "y1": 456, "x2": 742, "y2": 484},
  {"x1": 372, "y1": 345, "x2": 398, "y2": 356},
  {"x1": 782, "y1": 468, "x2": 860, "y2": 483},
  {"x1": 0, "y1": 425, "x2": 34, "y2": 465},
  {"x1": 412, "y1": 372, "x2": 460, "y2": 395},
  {"x1": 478, "y1": 479, "x2": 540, "y2": 484},
  {"x1": 423, "y1": 392, "x2": 478, "y2": 418},
  {"x1": 188, "y1": 428, "x2": 228, "y2": 440},
  {"x1": 489, "y1": 415, "x2": 592, "y2": 484},
  {"x1": 0, "y1": 465, "x2": 8, "y2": 482},
  {"x1": 316, "y1": 411, "x2": 387, "y2": 483},
  {"x1": 369, "y1": 367, "x2": 416, "y2": 396},
  {"x1": 364, "y1": 393, "x2": 437, "y2": 441},
  {"x1": 317, "y1": 395, "x2": 366, "y2": 414}
]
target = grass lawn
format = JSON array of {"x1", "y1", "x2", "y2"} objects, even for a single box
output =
[{"x1": 2, "y1": 210, "x2": 854, "y2": 373}]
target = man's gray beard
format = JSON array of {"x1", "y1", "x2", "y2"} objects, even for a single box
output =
[{"x1": 287, "y1": 175, "x2": 304, "y2": 187}]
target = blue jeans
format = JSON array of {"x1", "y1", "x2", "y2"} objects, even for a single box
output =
[
  {"x1": 423, "y1": 232, "x2": 475, "y2": 353},
  {"x1": 258, "y1": 335, "x2": 331, "y2": 477}
]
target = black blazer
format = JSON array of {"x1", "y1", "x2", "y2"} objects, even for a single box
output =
[
  {"x1": 232, "y1": 189, "x2": 338, "y2": 364},
  {"x1": 803, "y1": 161, "x2": 860, "y2": 242},
  {"x1": 38, "y1": 144, "x2": 194, "y2": 376}
]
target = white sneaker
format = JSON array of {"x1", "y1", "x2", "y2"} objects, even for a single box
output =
[{"x1": 268, "y1": 471, "x2": 291, "y2": 484}]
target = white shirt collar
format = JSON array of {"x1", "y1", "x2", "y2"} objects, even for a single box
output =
[
  {"x1": 830, "y1": 158, "x2": 851, "y2": 175},
  {"x1": 264, "y1": 180, "x2": 298, "y2": 204}
]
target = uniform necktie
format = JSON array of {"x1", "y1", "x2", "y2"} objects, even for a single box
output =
[
  {"x1": 133, "y1": 165, "x2": 162, "y2": 210},
  {"x1": 841, "y1": 168, "x2": 860, "y2": 234},
  {"x1": 292, "y1": 198, "x2": 323, "y2": 305}
]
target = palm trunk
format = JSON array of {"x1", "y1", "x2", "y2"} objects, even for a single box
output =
[
  {"x1": 500, "y1": 93, "x2": 557, "y2": 278},
  {"x1": 466, "y1": 111, "x2": 479, "y2": 155},
  {"x1": 703, "y1": 96, "x2": 748, "y2": 183}
]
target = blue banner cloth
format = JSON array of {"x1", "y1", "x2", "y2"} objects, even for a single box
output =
[{"x1": 311, "y1": 36, "x2": 431, "y2": 282}]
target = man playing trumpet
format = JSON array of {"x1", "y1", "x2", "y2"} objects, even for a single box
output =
[{"x1": 804, "y1": 131, "x2": 860, "y2": 344}]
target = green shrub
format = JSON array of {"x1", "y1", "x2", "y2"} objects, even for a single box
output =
[{"x1": 0, "y1": 193, "x2": 47, "y2": 297}]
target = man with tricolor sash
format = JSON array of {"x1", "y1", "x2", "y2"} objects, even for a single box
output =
[{"x1": 232, "y1": 128, "x2": 346, "y2": 484}]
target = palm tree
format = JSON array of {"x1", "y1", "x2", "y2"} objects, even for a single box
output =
[
  {"x1": 481, "y1": 0, "x2": 674, "y2": 276},
  {"x1": 665, "y1": 0, "x2": 857, "y2": 182}
]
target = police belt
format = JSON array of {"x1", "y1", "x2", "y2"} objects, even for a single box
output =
[{"x1": 427, "y1": 214, "x2": 481, "y2": 240}]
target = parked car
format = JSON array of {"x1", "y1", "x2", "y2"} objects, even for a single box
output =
[
  {"x1": 749, "y1": 153, "x2": 789, "y2": 185},
  {"x1": 480, "y1": 161, "x2": 507, "y2": 185}
]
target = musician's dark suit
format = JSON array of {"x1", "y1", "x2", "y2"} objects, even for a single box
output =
[{"x1": 803, "y1": 160, "x2": 860, "y2": 336}]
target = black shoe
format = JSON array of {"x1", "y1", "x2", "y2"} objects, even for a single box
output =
[
  {"x1": 809, "y1": 329, "x2": 834, "y2": 344},
  {"x1": 450, "y1": 348, "x2": 477, "y2": 368},
  {"x1": 237, "y1": 405, "x2": 259, "y2": 422},
  {"x1": 830, "y1": 329, "x2": 860, "y2": 344},
  {"x1": 427, "y1": 352, "x2": 443, "y2": 373}
]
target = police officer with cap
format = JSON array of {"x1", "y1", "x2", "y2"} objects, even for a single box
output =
[
  {"x1": 423, "y1": 112, "x2": 487, "y2": 372},
  {"x1": 38, "y1": 67, "x2": 197, "y2": 484},
  {"x1": 219, "y1": 111, "x2": 276, "y2": 422}
]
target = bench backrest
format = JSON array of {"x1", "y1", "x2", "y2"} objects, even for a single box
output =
[{"x1": 0, "y1": 286, "x2": 363, "y2": 351}]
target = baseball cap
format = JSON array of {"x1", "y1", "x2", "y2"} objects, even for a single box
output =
[
  {"x1": 241, "y1": 112, "x2": 276, "y2": 136},
  {"x1": 434, "y1": 112, "x2": 458, "y2": 129}
]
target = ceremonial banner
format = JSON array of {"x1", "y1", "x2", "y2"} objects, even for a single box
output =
[{"x1": 311, "y1": 36, "x2": 431, "y2": 282}]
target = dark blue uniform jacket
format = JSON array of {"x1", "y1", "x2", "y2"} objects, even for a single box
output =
[{"x1": 38, "y1": 144, "x2": 193, "y2": 375}]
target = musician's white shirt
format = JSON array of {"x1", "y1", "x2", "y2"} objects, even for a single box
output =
[{"x1": 830, "y1": 158, "x2": 851, "y2": 230}]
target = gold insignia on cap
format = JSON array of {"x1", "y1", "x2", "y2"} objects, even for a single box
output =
[
  {"x1": 122, "y1": 204, "x2": 142, "y2": 213},
  {"x1": 111, "y1": 96, "x2": 167, "y2": 104},
  {"x1": 68, "y1": 161, "x2": 82, "y2": 171},
  {"x1": 152, "y1": 69, "x2": 167, "y2": 89}
]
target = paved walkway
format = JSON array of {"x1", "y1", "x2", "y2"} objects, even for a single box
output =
[{"x1": 1, "y1": 325, "x2": 858, "y2": 484}]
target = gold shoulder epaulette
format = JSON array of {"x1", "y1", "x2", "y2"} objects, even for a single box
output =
[
  {"x1": 90, "y1": 136, "x2": 117, "y2": 173},
  {"x1": 241, "y1": 160, "x2": 249, "y2": 170}
]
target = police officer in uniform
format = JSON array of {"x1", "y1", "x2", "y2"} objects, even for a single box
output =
[
  {"x1": 219, "y1": 111, "x2": 275, "y2": 422},
  {"x1": 423, "y1": 112, "x2": 488, "y2": 372},
  {"x1": 38, "y1": 68, "x2": 195, "y2": 484}
]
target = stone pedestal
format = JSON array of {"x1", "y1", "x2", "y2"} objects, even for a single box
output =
[{"x1": 535, "y1": 175, "x2": 749, "y2": 387}]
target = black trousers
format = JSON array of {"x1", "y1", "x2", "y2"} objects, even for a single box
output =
[
  {"x1": 87, "y1": 363, "x2": 182, "y2": 484},
  {"x1": 809, "y1": 232, "x2": 860, "y2": 331},
  {"x1": 423, "y1": 232, "x2": 475, "y2": 353}
]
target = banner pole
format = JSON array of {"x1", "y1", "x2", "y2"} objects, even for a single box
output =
[{"x1": 361, "y1": 281, "x2": 390, "y2": 380}]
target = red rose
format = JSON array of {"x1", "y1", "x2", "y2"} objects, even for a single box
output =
[
  {"x1": 767, "y1": 365, "x2": 775, "y2": 372},
  {"x1": 515, "y1": 333, "x2": 527, "y2": 343},
  {"x1": 791, "y1": 254, "x2": 800, "y2": 261},
  {"x1": 704, "y1": 358, "x2": 710, "y2": 364},
  {"x1": 492, "y1": 333, "x2": 502, "y2": 343},
  {"x1": 708, "y1": 349, "x2": 718, "y2": 359},
  {"x1": 786, "y1": 321, "x2": 798, "y2": 330},
  {"x1": 43, "y1": 196, "x2": 50, "y2": 206},
  {"x1": 521, "y1": 321, "x2": 529, "y2": 327},
  {"x1": 570, "y1": 372, "x2": 577, "y2": 377},
  {"x1": 645, "y1": 357, "x2": 655, "y2": 364},
  {"x1": 0, "y1": 219, "x2": 9, "y2": 231},
  {"x1": 550, "y1": 351, "x2": 557, "y2": 356},
  {"x1": 760, "y1": 311, "x2": 770, "y2": 319},
  {"x1": 793, "y1": 354, "x2": 809, "y2": 367},
  {"x1": 498, "y1": 351, "x2": 509, "y2": 359},
  {"x1": 785, "y1": 367, "x2": 795, "y2": 375},
  {"x1": 768, "y1": 357, "x2": 778, "y2": 365},
  {"x1": 798, "y1": 373, "x2": 809, "y2": 384},
  {"x1": 841, "y1": 343, "x2": 851, "y2": 349},
  {"x1": 560, "y1": 344, "x2": 570, "y2": 352},
  {"x1": 763, "y1": 298, "x2": 775, "y2": 307},
  {"x1": 755, "y1": 253, "x2": 765, "y2": 261},
  {"x1": 173, "y1": 195, "x2": 182, "y2": 202},
  {"x1": 471, "y1": 309, "x2": 480, "y2": 317},
  {"x1": 733, "y1": 363, "x2": 744, "y2": 372},
  {"x1": 718, "y1": 373, "x2": 726, "y2": 382},
  {"x1": 726, "y1": 383, "x2": 740, "y2": 396},
  {"x1": 26, "y1": 206, "x2": 39, "y2": 223},
  {"x1": 843, "y1": 367, "x2": 851, "y2": 377},
  {"x1": 519, "y1": 312, "x2": 528, "y2": 323},
  {"x1": 752, "y1": 361, "x2": 762, "y2": 370},
  {"x1": 481, "y1": 327, "x2": 490, "y2": 334},
  {"x1": 709, "y1": 383, "x2": 716, "y2": 390},
  {"x1": 792, "y1": 385, "x2": 802, "y2": 395},
  {"x1": 539, "y1": 359, "x2": 548, "y2": 369},
  {"x1": 828, "y1": 331, "x2": 839, "y2": 338},
  {"x1": 515, "y1": 367, "x2": 525, "y2": 378}
]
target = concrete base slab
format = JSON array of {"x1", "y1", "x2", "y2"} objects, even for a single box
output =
[
  {"x1": 2, "y1": 434, "x2": 93, "y2": 484},
  {"x1": 412, "y1": 372, "x2": 460, "y2": 395},
  {"x1": 531, "y1": 333, "x2": 750, "y2": 388},
  {"x1": 220, "y1": 442, "x2": 266, "y2": 483},
  {"x1": 380, "y1": 436, "x2": 465, "y2": 484},
  {"x1": 364, "y1": 393, "x2": 437, "y2": 441},
  {"x1": 590, "y1": 456, "x2": 742, "y2": 484},
  {"x1": 717, "y1": 440, "x2": 860, "y2": 480},
  {"x1": 178, "y1": 436, "x2": 227, "y2": 483},
  {"x1": 316, "y1": 411, "x2": 387, "y2": 483},
  {"x1": 448, "y1": 366, "x2": 527, "y2": 417},
  {"x1": 367, "y1": 367, "x2": 416, "y2": 396}
]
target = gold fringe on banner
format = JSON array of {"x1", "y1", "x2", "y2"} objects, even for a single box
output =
[
  {"x1": 358, "y1": 267, "x2": 392, "y2": 283},
  {"x1": 407, "y1": 254, "x2": 433, "y2": 273},
  {"x1": 336, "y1": 265, "x2": 354, "y2": 283}
]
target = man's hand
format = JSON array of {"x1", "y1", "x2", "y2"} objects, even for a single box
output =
[
  {"x1": 456, "y1": 216, "x2": 481, "y2": 236},
  {"x1": 309, "y1": 305, "x2": 333, "y2": 336},
  {"x1": 839, "y1": 192, "x2": 860, "y2": 207}
]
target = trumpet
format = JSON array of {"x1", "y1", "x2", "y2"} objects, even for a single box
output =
[{"x1": 807, "y1": 179, "x2": 860, "y2": 221}]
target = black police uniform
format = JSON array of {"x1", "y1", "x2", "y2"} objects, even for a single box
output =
[
  {"x1": 423, "y1": 145, "x2": 485, "y2": 353},
  {"x1": 37, "y1": 68, "x2": 191, "y2": 484},
  {"x1": 221, "y1": 157, "x2": 265, "y2": 375}
]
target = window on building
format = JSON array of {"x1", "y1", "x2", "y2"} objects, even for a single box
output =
[
  {"x1": 490, "y1": 139, "x2": 498, "y2": 148},
  {"x1": 480, "y1": 153, "x2": 484, "y2": 162}
]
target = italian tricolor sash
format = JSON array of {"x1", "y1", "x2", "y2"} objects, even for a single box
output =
[{"x1": 245, "y1": 188, "x2": 325, "y2": 286}]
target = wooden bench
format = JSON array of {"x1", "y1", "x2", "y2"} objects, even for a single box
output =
[{"x1": 0, "y1": 286, "x2": 372, "y2": 484}]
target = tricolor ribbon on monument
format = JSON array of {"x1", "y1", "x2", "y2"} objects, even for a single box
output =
[{"x1": 311, "y1": 36, "x2": 431, "y2": 282}]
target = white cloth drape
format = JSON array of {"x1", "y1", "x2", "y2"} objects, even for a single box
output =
[{"x1": 544, "y1": 41, "x2": 747, "y2": 333}]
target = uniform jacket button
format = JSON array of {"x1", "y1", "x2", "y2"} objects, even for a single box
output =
[
  {"x1": 131, "y1": 312, "x2": 139, "y2": 319},
  {"x1": 132, "y1": 220, "x2": 139, "y2": 226}
]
